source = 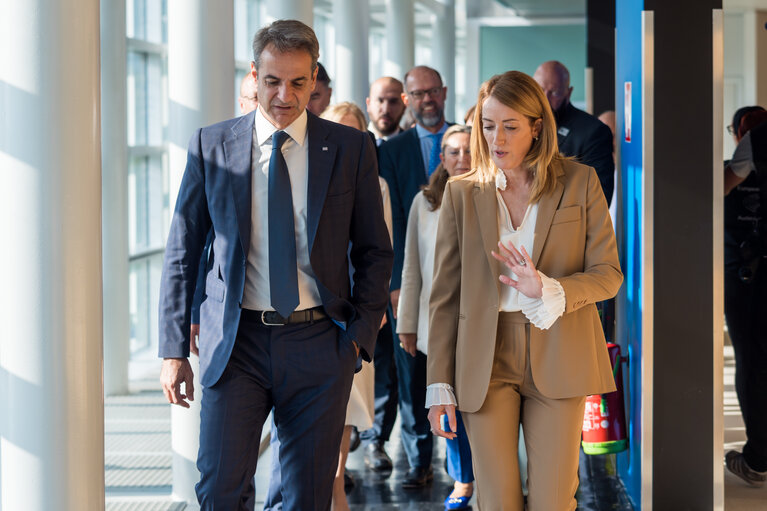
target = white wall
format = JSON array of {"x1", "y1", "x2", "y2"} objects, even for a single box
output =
[{"x1": 723, "y1": 1, "x2": 767, "y2": 156}]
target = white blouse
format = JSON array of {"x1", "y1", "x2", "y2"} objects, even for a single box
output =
[
  {"x1": 495, "y1": 191, "x2": 566, "y2": 327},
  {"x1": 425, "y1": 180, "x2": 567, "y2": 409}
]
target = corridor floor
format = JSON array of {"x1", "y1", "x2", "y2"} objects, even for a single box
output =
[{"x1": 104, "y1": 345, "x2": 763, "y2": 510}]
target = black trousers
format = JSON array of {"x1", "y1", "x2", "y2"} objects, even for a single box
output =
[{"x1": 724, "y1": 265, "x2": 767, "y2": 472}]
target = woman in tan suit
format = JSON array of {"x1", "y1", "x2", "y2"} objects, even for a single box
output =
[{"x1": 426, "y1": 71, "x2": 622, "y2": 510}]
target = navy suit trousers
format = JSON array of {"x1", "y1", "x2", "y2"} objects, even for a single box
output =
[{"x1": 196, "y1": 315, "x2": 357, "y2": 510}]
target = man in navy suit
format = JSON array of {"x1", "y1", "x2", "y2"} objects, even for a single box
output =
[
  {"x1": 377, "y1": 65, "x2": 450, "y2": 488},
  {"x1": 159, "y1": 20, "x2": 392, "y2": 510}
]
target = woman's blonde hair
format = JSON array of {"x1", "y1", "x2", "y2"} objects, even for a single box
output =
[
  {"x1": 422, "y1": 125, "x2": 472, "y2": 210},
  {"x1": 470, "y1": 70, "x2": 564, "y2": 203},
  {"x1": 320, "y1": 101, "x2": 367, "y2": 132}
]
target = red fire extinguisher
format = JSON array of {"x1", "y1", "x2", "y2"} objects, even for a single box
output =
[{"x1": 582, "y1": 343, "x2": 628, "y2": 455}]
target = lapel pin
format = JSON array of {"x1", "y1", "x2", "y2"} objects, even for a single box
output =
[{"x1": 322, "y1": 146, "x2": 328, "y2": 151}]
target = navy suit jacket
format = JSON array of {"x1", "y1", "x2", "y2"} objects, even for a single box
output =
[
  {"x1": 378, "y1": 127, "x2": 429, "y2": 291},
  {"x1": 159, "y1": 110, "x2": 393, "y2": 388},
  {"x1": 556, "y1": 102, "x2": 614, "y2": 206}
]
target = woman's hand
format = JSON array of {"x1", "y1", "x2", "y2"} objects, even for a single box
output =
[
  {"x1": 428, "y1": 404, "x2": 457, "y2": 440},
  {"x1": 398, "y1": 333, "x2": 418, "y2": 357},
  {"x1": 491, "y1": 241, "x2": 543, "y2": 299}
]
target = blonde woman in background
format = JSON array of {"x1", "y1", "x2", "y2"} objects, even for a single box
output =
[
  {"x1": 321, "y1": 101, "x2": 393, "y2": 511},
  {"x1": 426, "y1": 71, "x2": 622, "y2": 510},
  {"x1": 396, "y1": 124, "x2": 475, "y2": 510}
]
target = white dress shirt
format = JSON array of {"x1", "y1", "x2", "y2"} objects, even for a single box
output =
[
  {"x1": 730, "y1": 131, "x2": 755, "y2": 178},
  {"x1": 242, "y1": 107, "x2": 322, "y2": 311},
  {"x1": 425, "y1": 179, "x2": 567, "y2": 408}
]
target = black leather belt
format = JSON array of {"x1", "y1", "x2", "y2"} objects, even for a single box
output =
[{"x1": 241, "y1": 306, "x2": 326, "y2": 326}]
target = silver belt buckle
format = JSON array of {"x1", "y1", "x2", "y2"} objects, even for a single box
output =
[{"x1": 261, "y1": 310, "x2": 287, "y2": 326}]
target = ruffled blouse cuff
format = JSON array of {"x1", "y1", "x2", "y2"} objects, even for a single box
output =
[
  {"x1": 518, "y1": 271, "x2": 566, "y2": 330},
  {"x1": 425, "y1": 383, "x2": 457, "y2": 408}
]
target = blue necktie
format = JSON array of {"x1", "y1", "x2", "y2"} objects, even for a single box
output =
[
  {"x1": 268, "y1": 130, "x2": 299, "y2": 317},
  {"x1": 427, "y1": 132, "x2": 443, "y2": 176}
]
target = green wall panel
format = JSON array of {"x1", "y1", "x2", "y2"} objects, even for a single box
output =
[{"x1": 479, "y1": 24, "x2": 587, "y2": 105}]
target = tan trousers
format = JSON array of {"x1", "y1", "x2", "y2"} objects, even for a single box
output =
[{"x1": 461, "y1": 312, "x2": 586, "y2": 511}]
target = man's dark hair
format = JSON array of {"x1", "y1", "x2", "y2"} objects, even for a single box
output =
[
  {"x1": 731, "y1": 105, "x2": 765, "y2": 137},
  {"x1": 316, "y1": 62, "x2": 331, "y2": 85},
  {"x1": 252, "y1": 19, "x2": 320, "y2": 72}
]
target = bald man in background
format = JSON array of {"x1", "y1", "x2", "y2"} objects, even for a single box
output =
[
  {"x1": 534, "y1": 60, "x2": 615, "y2": 205},
  {"x1": 366, "y1": 77, "x2": 406, "y2": 144},
  {"x1": 238, "y1": 73, "x2": 258, "y2": 115}
]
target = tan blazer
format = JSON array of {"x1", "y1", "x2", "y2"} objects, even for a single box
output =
[{"x1": 427, "y1": 159, "x2": 623, "y2": 412}]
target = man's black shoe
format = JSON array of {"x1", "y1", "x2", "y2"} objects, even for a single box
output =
[
  {"x1": 344, "y1": 469, "x2": 355, "y2": 491},
  {"x1": 364, "y1": 442, "x2": 393, "y2": 471},
  {"x1": 402, "y1": 466, "x2": 433, "y2": 489},
  {"x1": 349, "y1": 426, "x2": 361, "y2": 452}
]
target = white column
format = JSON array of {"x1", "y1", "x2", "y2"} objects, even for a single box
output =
[
  {"x1": 0, "y1": 1, "x2": 104, "y2": 510},
  {"x1": 101, "y1": 0, "x2": 130, "y2": 397},
  {"x1": 385, "y1": 0, "x2": 415, "y2": 81},
  {"x1": 265, "y1": 0, "x2": 314, "y2": 26},
  {"x1": 168, "y1": 0, "x2": 235, "y2": 504},
  {"x1": 333, "y1": 0, "x2": 369, "y2": 108},
  {"x1": 431, "y1": 0, "x2": 455, "y2": 121}
]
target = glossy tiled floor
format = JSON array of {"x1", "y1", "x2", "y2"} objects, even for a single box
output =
[
  {"x1": 107, "y1": 346, "x2": 766, "y2": 510},
  {"x1": 254, "y1": 424, "x2": 634, "y2": 510}
]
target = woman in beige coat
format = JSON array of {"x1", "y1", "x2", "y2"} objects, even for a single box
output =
[{"x1": 425, "y1": 71, "x2": 622, "y2": 510}]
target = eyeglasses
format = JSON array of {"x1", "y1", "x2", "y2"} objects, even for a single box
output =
[
  {"x1": 407, "y1": 86, "x2": 443, "y2": 100},
  {"x1": 240, "y1": 95, "x2": 257, "y2": 102},
  {"x1": 726, "y1": 125, "x2": 735, "y2": 135}
]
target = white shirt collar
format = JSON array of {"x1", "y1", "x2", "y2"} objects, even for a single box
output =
[{"x1": 255, "y1": 106, "x2": 308, "y2": 147}]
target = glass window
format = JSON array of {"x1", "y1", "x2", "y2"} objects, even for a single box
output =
[
  {"x1": 127, "y1": 51, "x2": 164, "y2": 146},
  {"x1": 128, "y1": 154, "x2": 169, "y2": 254},
  {"x1": 235, "y1": 0, "x2": 262, "y2": 63},
  {"x1": 369, "y1": 30, "x2": 385, "y2": 84},
  {"x1": 126, "y1": 0, "x2": 167, "y2": 44},
  {"x1": 126, "y1": 0, "x2": 168, "y2": 356},
  {"x1": 313, "y1": 13, "x2": 334, "y2": 78},
  {"x1": 129, "y1": 254, "x2": 163, "y2": 353},
  {"x1": 234, "y1": 0, "x2": 263, "y2": 116}
]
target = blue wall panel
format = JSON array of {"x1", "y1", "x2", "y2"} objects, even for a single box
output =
[{"x1": 615, "y1": 0, "x2": 644, "y2": 506}]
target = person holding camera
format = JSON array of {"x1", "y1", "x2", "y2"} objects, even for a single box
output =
[{"x1": 723, "y1": 105, "x2": 767, "y2": 487}]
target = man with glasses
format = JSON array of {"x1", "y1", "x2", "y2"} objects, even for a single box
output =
[
  {"x1": 376, "y1": 65, "x2": 451, "y2": 488},
  {"x1": 534, "y1": 60, "x2": 615, "y2": 205}
]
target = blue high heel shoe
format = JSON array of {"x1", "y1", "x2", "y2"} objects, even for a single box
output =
[{"x1": 444, "y1": 494, "x2": 471, "y2": 510}]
